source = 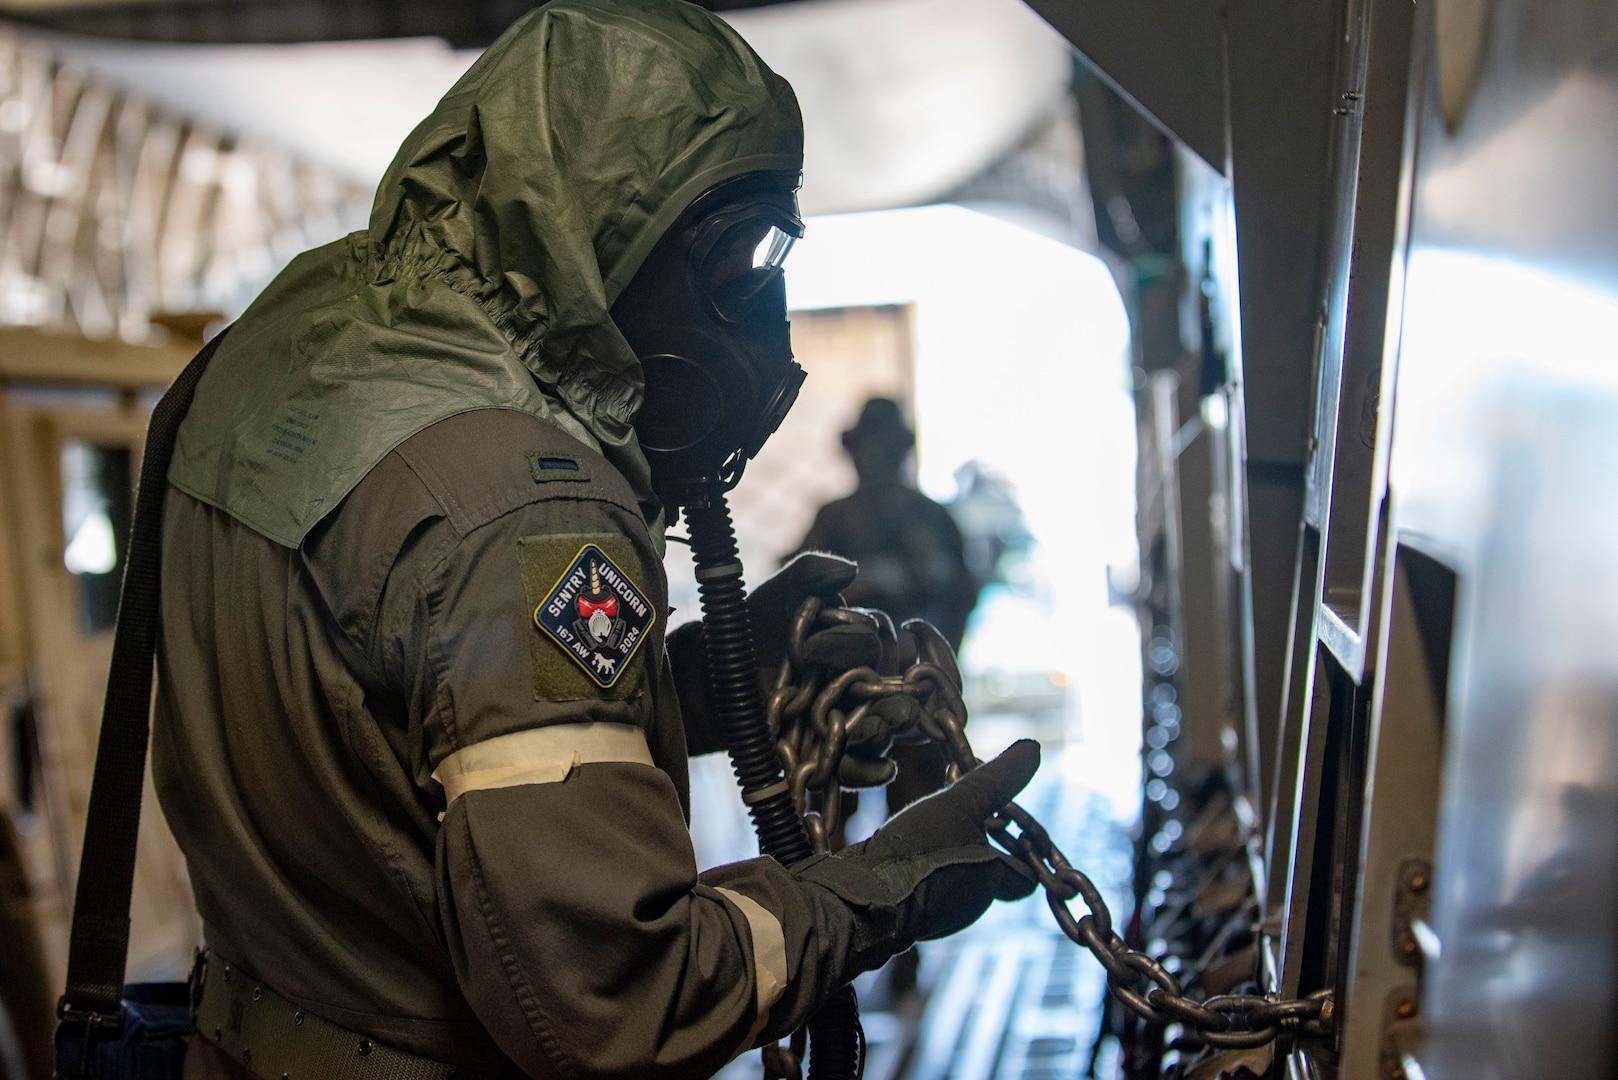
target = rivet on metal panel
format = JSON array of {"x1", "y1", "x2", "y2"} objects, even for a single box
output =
[
  {"x1": 1379, "y1": 986, "x2": 1425, "y2": 1079},
  {"x1": 1390, "y1": 858, "x2": 1435, "y2": 969}
]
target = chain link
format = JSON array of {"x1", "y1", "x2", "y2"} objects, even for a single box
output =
[{"x1": 768, "y1": 598, "x2": 1333, "y2": 1051}]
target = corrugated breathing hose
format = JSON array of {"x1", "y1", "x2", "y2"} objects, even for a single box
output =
[{"x1": 681, "y1": 487, "x2": 864, "y2": 1080}]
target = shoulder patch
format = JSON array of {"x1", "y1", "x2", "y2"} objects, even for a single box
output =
[{"x1": 531, "y1": 544, "x2": 657, "y2": 688}]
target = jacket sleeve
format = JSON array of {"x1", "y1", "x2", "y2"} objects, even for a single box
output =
[{"x1": 374, "y1": 488, "x2": 888, "y2": 1079}]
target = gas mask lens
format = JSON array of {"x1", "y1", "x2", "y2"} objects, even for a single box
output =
[
  {"x1": 698, "y1": 214, "x2": 802, "y2": 323},
  {"x1": 754, "y1": 226, "x2": 796, "y2": 275}
]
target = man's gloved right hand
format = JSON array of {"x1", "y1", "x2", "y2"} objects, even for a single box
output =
[
  {"x1": 668, "y1": 554, "x2": 866, "y2": 745},
  {"x1": 795, "y1": 740, "x2": 1041, "y2": 971},
  {"x1": 746, "y1": 552, "x2": 868, "y2": 674},
  {"x1": 668, "y1": 553, "x2": 934, "y2": 782}
]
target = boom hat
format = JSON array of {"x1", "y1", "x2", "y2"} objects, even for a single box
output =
[
  {"x1": 169, "y1": 0, "x2": 803, "y2": 549},
  {"x1": 841, "y1": 398, "x2": 916, "y2": 454}
]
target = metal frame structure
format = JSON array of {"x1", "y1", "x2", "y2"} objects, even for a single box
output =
[
  {"x1": 0, "y1": 24, "x2": 368, "y2": 341},
  {"x1": 0, "y1": 0, "x2": 798, "y2": 46},
  {"x1": 1032, "y1": 0, "x2": 1618, "y2": 1076}
]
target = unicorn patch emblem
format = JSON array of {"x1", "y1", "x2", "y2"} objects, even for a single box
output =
[{"x1": 533, "y1": 545, "x2": 656, "y2": 689}]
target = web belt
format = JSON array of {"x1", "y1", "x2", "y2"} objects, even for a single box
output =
[{"x1": 194, "y1": 953, "x2": 498, "y2": 1080}]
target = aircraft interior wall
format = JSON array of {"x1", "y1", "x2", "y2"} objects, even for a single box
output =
[{"x1": 1031, "y1": 0, "x2": 1618, "y2": 1076}]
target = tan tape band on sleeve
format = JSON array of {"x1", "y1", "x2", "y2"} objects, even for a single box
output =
[
  {"x1": 714, "y1": 886, "x2": 789, "y2": 1054},
  {"x1": 432, "y1": 722, "x2": 654, "y2": 806}
]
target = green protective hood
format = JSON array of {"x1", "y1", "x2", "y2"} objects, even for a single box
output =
[{"x1": 168, "y1": 0, "x2": 803, "y2": 549}]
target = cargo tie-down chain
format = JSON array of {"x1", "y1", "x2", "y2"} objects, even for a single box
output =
[{"x1": 764, "y1": 597, "x2": 1333, "y2": 1058}]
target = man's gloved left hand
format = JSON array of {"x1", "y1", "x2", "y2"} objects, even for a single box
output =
[
  {"x1": 668, "y1": 553, "x2": 925, "y2": 781},
  {"x1": 795, "y1": 739, "x2": 1041, "y2": 970}
]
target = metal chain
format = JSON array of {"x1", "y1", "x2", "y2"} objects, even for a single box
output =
[{"x1": 766, "y1": 597, "x2": 1334, "y2": 1052}]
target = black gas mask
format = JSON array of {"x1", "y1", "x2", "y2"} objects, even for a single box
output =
[{"x1": 612, "y1": 171, "x2": 806, "y2": 507}]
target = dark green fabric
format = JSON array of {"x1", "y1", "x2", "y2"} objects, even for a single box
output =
[
  {"x1": 168, "y1": 0, "x2": 802, "y2": 549},
  {"x1": 156, "y1": 411, "x2": 680, "y2": 1073},
  {"x1": 194, "y1": 952, "x2": 496, "y2": 1080}
]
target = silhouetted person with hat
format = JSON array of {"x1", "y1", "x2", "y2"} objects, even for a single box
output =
[{"x1": 798, "y1": 399, "x2": 978, "y2": 647}]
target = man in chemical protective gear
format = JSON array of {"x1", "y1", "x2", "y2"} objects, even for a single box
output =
[{"x1": 154, "y1": 2, "x2": 1040, "y2": 1078}]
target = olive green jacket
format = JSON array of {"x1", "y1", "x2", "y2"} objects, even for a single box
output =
[{"x1": 158, "y1": 411, "x2": 892, "y2": 1080}]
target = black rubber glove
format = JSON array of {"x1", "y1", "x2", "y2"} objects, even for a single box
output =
[
  {"x1": 669, "y1": 553, "x2": 880, "y2": 755},
  {"x1": 837, "y1": 615, "x2": 968, "y2": 788},
  {"x1": 748, "y1": 552, "x2": 869, "y2": 672},
  {"x1": 668, "y1": 554, "x2": 950, "y2": 784},
  {"x1": 753, "y1": 559, "x2": 953, "y2": 788},
  {"x1": 795, "y1": 740, "x2": 1041, "y2": 970}
]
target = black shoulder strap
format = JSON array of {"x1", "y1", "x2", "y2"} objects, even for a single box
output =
[{"x1": 59, "y1": 330, "x2": 226, "y2": 1021}]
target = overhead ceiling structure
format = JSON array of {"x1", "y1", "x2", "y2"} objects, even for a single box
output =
[
  {"x1": 0, "y1": 22, "x2": 371, "y2": 339},
  {"x1": 2, "y1": 0, "x2": 1074, "y2": 216},
  {"x1": 0, "y1": 0, "x2": 799, "y2": 47}
]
